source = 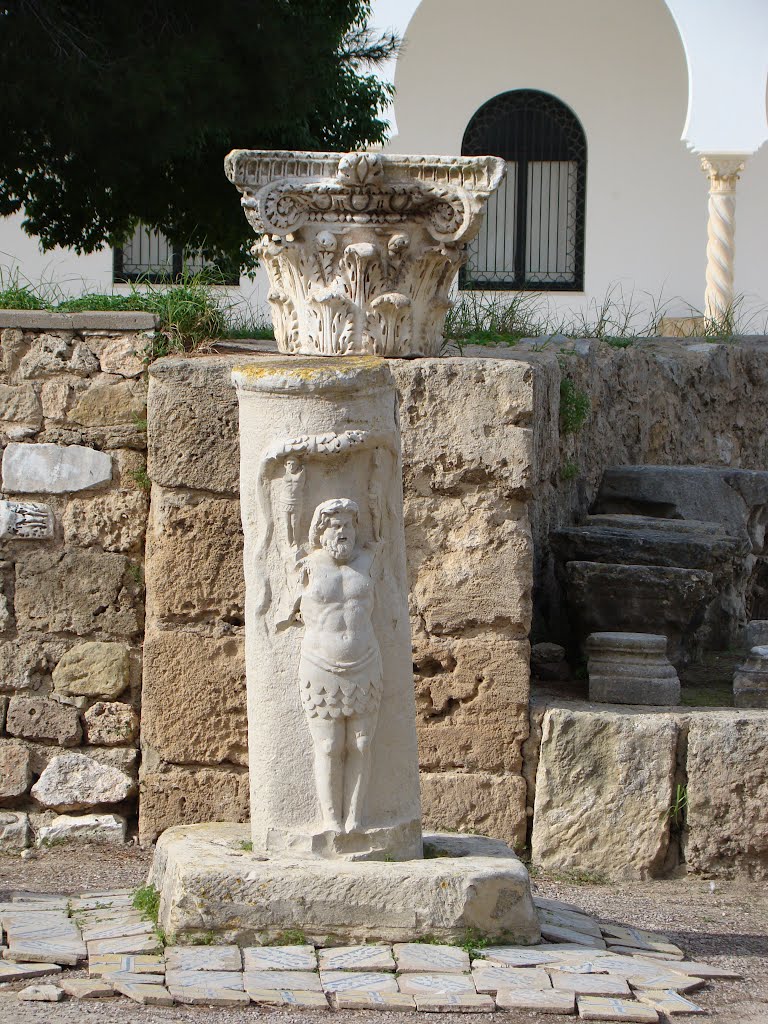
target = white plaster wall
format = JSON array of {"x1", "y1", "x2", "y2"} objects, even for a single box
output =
[{"x1": 389, "y1": 0, "x2": 768, "y2": 322}]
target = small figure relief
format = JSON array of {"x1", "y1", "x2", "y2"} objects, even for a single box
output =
[
  {"x1": 276, "y1": 456, "x2": 306, "y2": 548},
  {"x1": 0, "y1": 500, "x2": 53, "y2": 540},
  {"x1": 278, "y1": 498, "x2": 383, "y2": 834}
]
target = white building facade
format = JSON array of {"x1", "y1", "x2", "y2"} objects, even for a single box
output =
[{"x1": 2, "y1": 0, "x2": 766, "y2": 326}]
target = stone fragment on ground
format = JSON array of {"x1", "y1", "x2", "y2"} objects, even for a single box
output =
[
  {"x1": 636, "y1": 989, "x2": 706, "y2": 1015},
  {"x1": 331, "y1": 990, "x2": 417, "y2": 1010},
  {"x1": 164, "y1": 944, "x2": 242, "y2": 971},
  {"x1": 243, "y1": 945, "x2": 316, "y2": 971},
  {"x1": 577, "y1": 995, "x2": 659, "y2": 1021},
  {"x1": 248, "y1": 988, "x2": 330, "y2": 1008},
  {"x1": 60, "y1": 977, "x2": 115, "y2": 999},
  {"x1": 112, "y1": 981, "x2": 174, "y2": 1006},
  {"x1": 495, "y1": 987, "x2": 577, "y2": 1013},
  {"x1": 473, "y1": 966, "x2": 552, "y2": 992},
  {"x1": 18, "y1": 983, "x2": 64, "y2": 1001},
  {"x1": 540, "y1": 907, "x2": 604, "y2": 938},
  {"x1": 319, "y1": 970, "x2": 399, "y2": 994},
  {"x1": 318, "y1": 944, "x2": 396, "y2": 971},
  {"x1": 541, "y1": 922, "x2": 608, "y2": 947},
  {"x1": 414, "y1": 992, "x2": 495, "y2": 1012},
  {"x1": 0, "y1": 960, "x2": 63, "y2": 981},
  {"x1": 35, "y1": 814, "x2": 128, "y2": 847},
  {"x1": 393, "y1": 942, "x2": 470, "y2": 972}
]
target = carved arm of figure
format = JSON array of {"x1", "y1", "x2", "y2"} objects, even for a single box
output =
[{"x1": 274, "y1": 558, "x2": 309, "y2": 631}]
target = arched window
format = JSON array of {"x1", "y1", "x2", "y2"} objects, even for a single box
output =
[{"x1": 461, "y1": 90, "x2": 587, "y2": 291}]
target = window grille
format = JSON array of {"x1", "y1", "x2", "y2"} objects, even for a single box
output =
[
  {"x1": 113, "y1": 224, "x2": 238, "y2": 284},
  {"x1": 461, "y1": 90, "x2": 586, "y2": 291}
]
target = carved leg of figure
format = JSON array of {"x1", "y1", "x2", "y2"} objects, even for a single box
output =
[
  {"x1": 286, "y1": 511, "x2": 296, "y2": 547},
  {"x1": 306, "y1": 716, "x2": 345, "y2": 831},
  {"x1": 343, "y1": 712, "x2": 377, "y2": 833}
]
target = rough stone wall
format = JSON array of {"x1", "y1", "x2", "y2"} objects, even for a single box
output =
[
  {"x1": 0, "y1": 314, "x2": 153, "y2": 850},
  {"x1": 140, "y1": 355, "x2": 538, "y2": 848}
]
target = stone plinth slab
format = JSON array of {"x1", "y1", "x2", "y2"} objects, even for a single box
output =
[
  {"x1": 587, "y1": 633, "x2": 681, "y2": 706},
  {"x1": 150, "y1": 823, "x2": 539, "y2": 944}
]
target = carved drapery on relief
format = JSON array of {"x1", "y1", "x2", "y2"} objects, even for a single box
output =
[
  {"x1": 225, "y1": 150, "x2": 505, "y2": 357},
  {"x1": 0, "y1": 500, "x2": 53, "y2": 540}
]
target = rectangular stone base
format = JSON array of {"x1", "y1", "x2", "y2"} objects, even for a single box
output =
[{"x1": 150, "y1": 823, "x2": 540, "y2": 946}]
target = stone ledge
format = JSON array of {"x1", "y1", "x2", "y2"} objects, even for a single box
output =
[{"x1": 0, "y1": 310, "x2": 158, "y2": 331}]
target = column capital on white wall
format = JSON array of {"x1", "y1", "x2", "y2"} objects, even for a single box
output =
[{"x1": 700, "y1": 154, "x2": 747, "y2": 192}]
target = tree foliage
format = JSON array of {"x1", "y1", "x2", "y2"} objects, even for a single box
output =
[{"x1": 0, "y1": 0, "x2": 396, "y2": 267}]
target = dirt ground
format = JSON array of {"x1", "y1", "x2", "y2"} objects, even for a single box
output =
[{"x1": 1, "y1": 846, "x2": 766, "y2": 1024}]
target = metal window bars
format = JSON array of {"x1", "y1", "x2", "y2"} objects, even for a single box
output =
[{"x1": 113, "y1": 224, "x2": 238, "y2": 284}]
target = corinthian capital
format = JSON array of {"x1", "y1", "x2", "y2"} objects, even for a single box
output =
[{"x1": 700, "y1": 154, "x2": 746, "y2": 193}]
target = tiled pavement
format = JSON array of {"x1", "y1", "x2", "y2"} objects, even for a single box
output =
[{"x1": 0, "y1": 889, "x2": 741, "y2": 1019}]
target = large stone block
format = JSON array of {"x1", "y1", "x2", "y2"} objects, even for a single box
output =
[
  {"x1": 138, "y1": 765, "x2": 249, "y2": 844},
  {"x1": 84, "y1": 333, "x2": 146, "y2": 377},
  {"x1": 62, "y1": 490, "x2": 148, "y2": 553},
  {"x1": 147, "y1": 357, "x2": 240, "y2": 494},
  {"x1": 52, "y1": 641, "x2": 131, "y2": 699},
  {"x1": 530, "y1": 706, "x2": 678, "y2": 879},
  {"x1": 83, "y1": 702, "x2": 139, "y2": 746},
  {"x1": 2, "y1": 442, "x2": 112, "y2": 493},
  {"x1": 0, "y1": 739, "x2": 32, "y2": 799},
  {"x1": 69, "y1": 380, "x2": 146, "y2": 427},
  {"x1": 141, "y1": 631, "x2": 247, "y2": 767},
  {"x1": 0, "y1": 638, "x2": 70, "y2": 693},
  {"x1": 419, "y1": 771, "x2": 527, "y2": 851},
  {"x1": 6, "y1": 697, "x2": 82, "y2": 746},
  {"x1": 31, "y1": 751, "x2": 136, "y2": 811},
  {"x1": 14, "y1": 550, "x2": 143, "y2": 638},
  {"x1": 146, "y1": 489, "x2": 244, "y2": 624},
  {"x1": 0, "y1": 383, "x2": 43, "y2": 425},
  {"x1": 685, "y1": 711, "x2": 768, "y2": 878},
  {"x1": 35, "y1": 813, "x2": 127, "y2": 847}
]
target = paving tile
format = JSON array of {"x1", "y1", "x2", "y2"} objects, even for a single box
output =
[
  {"x1": 330, "y1": 990, "x2": 417, "y2": 1010},
  {"x1": 243, "y1": 945, "x2": 316, "y2": 972},
  {"x1": 540, "y1": 908, "x2": 604, "y2": 938},
  {"x1": 5, "y1": 939, "x2": 86, "y2": 966},
  {"x1": 0, "y1": 903, "x2": 67, "y2": 916},
  {"x1": 76, "y1": 910, "x2": 145, "y2": 928},
  {"x1": 474, "y1": 946, "x2": 562, "y2": 968},
  {"x1": 592, "y1": 956, "x2": 700, "y2": 990},
  {"x1": 553, "y1": 974, "x2": 632, "y2": 997},
  {"x1": 89, "y1": 954, "x2": 165, "y2": 977},
  {"x1": 248, "y1": 988, "x2": 330, "y2": 1008},
  {"x1": 87, "y1": 934, "x2": 162, "y2": 956},
  {"x1": 639, "y1": 958, "x2": 741, "y2": 980},
  {"x1": 81, "y1": 920, "x2": 155, "y2": 942},
  {"x1": 414, "y1": 993, "x2": 495, "y2": 1012},
  {"x1": 534, "y1": 897, "x2": 589, "y2": 916},
  {"x1": 319, "y1": 971, "x2": 398, "y2": 994},
  {"x1": 542, "y1": 924, "x2": 607, "y2": 947},
  {"x1": 607, "y1": 946, "x2": 684, "y2": 961},
  {"x1": 243, "y1": 970, "x2": 322, "y2": 992},
  {"x1": 9, "y1": 893, "x2": 69, "y2": 905},
  {"x1": 393, "y1": 942, "x2": 470, "y2": 973},
  {"x1": 577, "y1": 995, "x2": 659, "y2": 1022},
  {"x1": 547, "y1": 957, "x2": 613, "y2": 975},
  {"x1": 495, "y1": 987, "x2": 577, "y2": 1014},
  {"x1": 100, "y1": 971, "x2": 166, "y2": 986},
  {"x1": 473, "y1": 966, "x2": 551, "y2": 992},
  {"x1": 601, "y1": 926, "x2": 683, "y2": 957},
  {"x1": 60, "y1": 977, "x2": 115, "y2": 999},
  {"x1": 71, "y1": 893, "x2": 135, "y2": 912},
  {"x1": 397, "y1": 972, "x2": 476, "y2": 995},
  {"x1": 318, "y1": 944, "x2": 396, "y2": 971},
  {"x1": 165, "y1": 945, "x2": 242, "y2": 971},
  {"x1": 0, "y1": 961, "x2": 63, "y2": 981},
  {"x1": 113, "y1": 981, "x2": 174, "y2": 1006},
  {"x1": 169, "y1": 985, "x2": 250, "y2": 1006},
  {"x1": 4, "y1": 913, "x2": 75, "y2": 937},
  {"x1": 165, "y1": 969, "x2": 244, "y2": 990},
  {"x1": 636, "y1": 989, "x2": 706, "y2": 1015},
  {"x1": 18, "y1": 983, "x2": 64, "y2": 1002}
]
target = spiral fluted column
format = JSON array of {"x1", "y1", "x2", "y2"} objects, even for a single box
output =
[{"x1": 700, "y1": 155, "x2": 745, "y2": 323}]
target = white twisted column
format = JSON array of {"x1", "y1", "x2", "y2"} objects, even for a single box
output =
[{"x1": 700, "y1": 155, "x2": 745, "y2": 323}]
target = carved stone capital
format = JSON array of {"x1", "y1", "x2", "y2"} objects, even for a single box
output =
[
  {"x1": 225, "y1": 150, "x2": 505, "y2": 357},
  {"x1": 700, "y1": 154, "x2": 745, "y2": 193}
]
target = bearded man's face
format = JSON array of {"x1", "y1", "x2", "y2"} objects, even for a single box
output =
[{"x1": 321, "y1": 513, "x2": 356, "y2": 563}]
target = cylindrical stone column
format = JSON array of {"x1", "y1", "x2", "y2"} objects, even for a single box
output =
[
  {"x1": 733, "y1": 645, "x2": 768, "y2": 708},
  {"x1": 233, "y1": 356, "x2": 422, "y2": 860},
  {"x1": 700, "y1": 154, "x2": 746, "y2": 324}
]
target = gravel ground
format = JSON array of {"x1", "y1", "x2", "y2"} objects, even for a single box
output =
[{"x1": 1, "y1": 847, "x2": 766, "y2": 1024}]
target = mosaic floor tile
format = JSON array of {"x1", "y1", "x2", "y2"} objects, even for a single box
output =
[{"x1": 243, "y1": 945, "x2": 316, "y2": 971}]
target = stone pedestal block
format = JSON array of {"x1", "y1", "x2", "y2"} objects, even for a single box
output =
[
  {"x1": 733, "y1": 646, "x2": 768, "y2": 708},
  {"x1": 233, "y1": 357, "x2": 421, "y2": 861},
  {"x1": 150, "y1": 823, "x2": 540, "y2": 945},
  {"x1": 586, "y1": 632, "x2": 681, "y2": 706}
]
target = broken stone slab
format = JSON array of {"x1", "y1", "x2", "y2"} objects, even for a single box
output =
[
  {"x1": 495, "y1": 988, "x2": 576, "y2": 1013},
  {"x1": 249, "y1": 989, "x2": 330, "y2": 1008},
  {"x1": 552, "y1": 974, "x2": 631, "y2": 997},
  {"x1": 414, "y1": 993, "x2": 495, "y2": 1012},
  {"x1": 31, "y1": 752, "x2": 135, "y2": 811},
  {"x1": 80, "y1": 919, "x2": 154, "y2": 942},
  {"x1": 586, "y1": 633, "x2": 681, "y2": 706},
  {"x1": 472, "y1": 966, "x2": 551, "y2": 992},
  {"x1": 150, "y1": 823, "x2": 540, "y2": 945},
  {"x1": 577, "y1": 995, "x2": 659, "y2": 1022},
  {"x1": 243, "y1": 946, "x2": 316, "y2": 971},
  {"x1": 168, "y1": 985, "x2": 250, "y2": 1006},
  {"x1": 531, "y1": 643, "x2": 570, "y2": 682},
  {"x1": 18, "y1": 983, "x2": 64, "y2": 1001},
  {"x1": 5, "y1": 937, "x2": 86, "y2": 966},
  {"x1": 112, "y1": 981, "x2": 174, "y2": 1006},
  {"x1": 0, "y1": 500, "x2": 53, "y2": 540},
  {"x1": 318, "y1": 945, "x2": 395, "y2": 972},
  {"x1": 636, "y1": 989, "x2": 705, "y2": 1015},
  {"x1": 397, "y1": 973, "x2": 476, "y2": 995},
  {"x1": 392, "y1": 943, "x2": 470, "y2": 973},
  {"x1": 474, "y1": 947, "x2": 563, "y2": 969},
  {"x1": 35, "y1": 814, "x2": 127, "y2": 848},
  {"x1": 564, "y1": 562, "x2": 713, "y2": 667},
  {"x1": 88, "y1": 954, "x2": 165, "y2": 977},
  {"x1": 319, "y1": 972, "x2": 398, "y2": 995},
  {"x1": 87, "y1": 935, "x2": 162, "y2": 956},
  {"x1": 733, "y1": 646, "x2": 768, "y2": 708},
  {"x1": 1, "y1": 442, "x2": 112, "y2": 494},
  {"x1": 0, "y1": 961, "x2": 62, "y2": 981},
  {"x1": 60, "y1": 977, "x2": 115, "y2": 999},
  {"x1": 165, "y1": 945, "x2": 242, "y2": 971},
  {"x1": 539, "y1": 908, "x2": 604, "y2": 938},
  {"x1": 330, "y1": 990, "x2": 415, "y2": 1010},
  {"x1": 52, "y1": 642, "x2": 130, "y2": 700},
  {"x1": 241, "y1": 970, "x2": 320, "y2": 991}
]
